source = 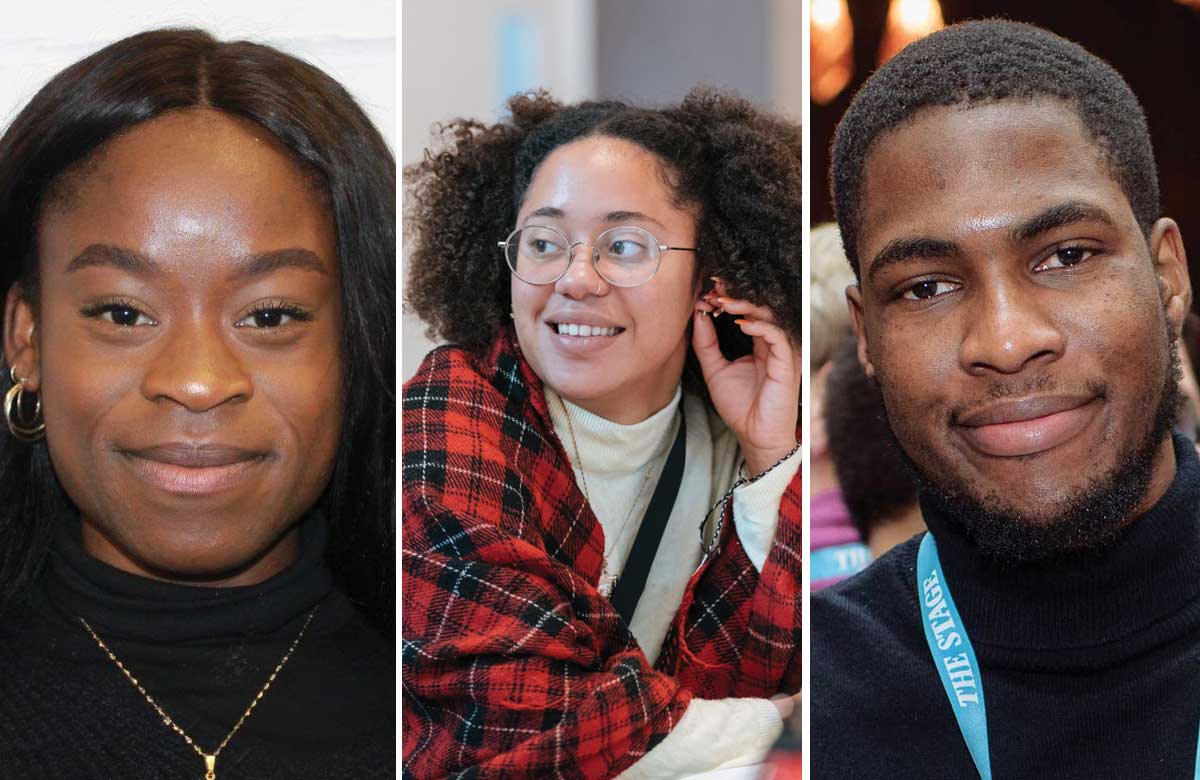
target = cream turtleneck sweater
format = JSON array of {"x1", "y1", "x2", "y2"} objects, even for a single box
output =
[{"x1": 545, "y1": 386, "x2": 800, "y2": 779}]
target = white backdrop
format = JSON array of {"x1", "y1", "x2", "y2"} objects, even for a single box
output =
[
  {"x1": 0, "y1": 0, "x2": 395, "y2": 149},
  {"x1": 401, "y1": 0, "x2": 596, "y2": 380}
]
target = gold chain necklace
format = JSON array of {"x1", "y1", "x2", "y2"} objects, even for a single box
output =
[
  {"x1": 79, "y1": 605, "x2": 319, "y2": 780},
  {"x1": 556, "y1": 395, "x2": 662, "y2": 597}
]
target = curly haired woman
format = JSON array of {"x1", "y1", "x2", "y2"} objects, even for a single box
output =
[{"x1": 403, "y1": 88, "x2": 802, "y2": 780}]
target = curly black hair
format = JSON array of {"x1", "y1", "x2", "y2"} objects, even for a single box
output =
[
  {"x1": 830, "y1": 19, "x2": 1159, "y2": 278},
  {"x1": 405, "y1": 88, "x2": 802, "y2": 364}
]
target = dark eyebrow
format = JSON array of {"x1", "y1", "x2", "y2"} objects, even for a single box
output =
[
  {"x1": 866, "y1": 237, "x2": 962, "y2": 285},
  {"x1": 66, "y1": 245, "x2": 156, "y2": 276},
  {"x1": 520, "y1": 207, "x2": 667, "y2": 230},
  {"x1": 228, "y1": 248, "x2": 329, "y2": 280},
  {"x1": 602, "y1": 210, "x2": 666, "y2": 229},
  {"x1": 65, "y1": 245, "x2": 328, "y2": 279},
  {"x1": 1010, "y1": 201, "x2": 1116, "y2": 244},
  {"x1": 524, "y1": 207, "x2": 564, "y2": 222}
]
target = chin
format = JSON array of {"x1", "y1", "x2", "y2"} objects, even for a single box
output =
[{"x1": 100, "y1": 513, "x2": 293, "y2": 583}]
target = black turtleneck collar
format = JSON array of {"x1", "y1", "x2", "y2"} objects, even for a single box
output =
[
  {"x1": 919, "y1": 434, "x2": 1200, "y2": 670},
  {"x1": 41, "y1": 514, "x2": 334, "y2": 644}
]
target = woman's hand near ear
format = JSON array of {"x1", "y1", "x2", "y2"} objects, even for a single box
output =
[{"x1": 692, "y1": 277, "x2": 800, "y2": 477}]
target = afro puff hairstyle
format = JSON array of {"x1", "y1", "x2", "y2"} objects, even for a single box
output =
[
  {"x1": 404, "y1": 88, "x2": 803, "y2": 371},
  {"x1": 830, "y1": 19, "x2": 1160, "y2": 278}
]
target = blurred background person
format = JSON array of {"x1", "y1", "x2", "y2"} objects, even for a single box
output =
[
  {"x1": 809, "y1": 223, "x2": 871, "y2": 589},
  {"x1": 824, "y1": 336, "x2": 924, "y2": 559}
]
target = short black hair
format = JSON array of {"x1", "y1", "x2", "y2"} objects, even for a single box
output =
[
  {"x1": 0, "y1": 28, "x2": 395, "y2": 634},
  {"x1": 824, "y1": 336, "x2": 918, "y2": 539},
  {"x1": 831, "y1": 19, "x2": 1160, "y2": 277}
]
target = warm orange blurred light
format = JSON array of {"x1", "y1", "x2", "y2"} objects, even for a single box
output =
[
  {"x1": 1175, "y1": 0, "x2": 1200, "y2": 8},
  {"x1": 877, "y1": 0, "x2": 945, "y2": 66},
  {"x1": 811, "y1": 0, "x2": 854, "y2": 105}
]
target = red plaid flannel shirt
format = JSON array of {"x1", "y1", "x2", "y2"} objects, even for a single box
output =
[{"x1": 402, "y1": 333, "x2": 802, "y2": 779}]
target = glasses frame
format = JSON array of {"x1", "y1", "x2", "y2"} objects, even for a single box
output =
[{"x1": 498, "y1": 224, "x2": 697, "y2": 288}]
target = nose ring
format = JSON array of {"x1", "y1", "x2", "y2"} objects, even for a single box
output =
[{"x1": 594, "y1": 280, "x2": 603, "y2": 296}]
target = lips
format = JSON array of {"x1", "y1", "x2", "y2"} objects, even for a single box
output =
[
  {"x1": 954, "y1": 394, "x2": 1101, "y2": 457},
  {"x1": 119, "y1": 443, "x2": 269, "y2": 496}
]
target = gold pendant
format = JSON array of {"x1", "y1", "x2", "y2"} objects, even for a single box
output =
[{"x1": 204, "y1": 754, "x2": 216, "y2": 780}]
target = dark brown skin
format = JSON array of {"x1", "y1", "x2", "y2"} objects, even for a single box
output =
[
  {"x1": 3, "y1": 109, "x2": 344, "y2": 586},
  {"x1": 847, "y1": 100, "x2": 1191, "y2": 525}
]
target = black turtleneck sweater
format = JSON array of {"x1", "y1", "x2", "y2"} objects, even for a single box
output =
[
  {"x1": 812, "y1": 435, "x2": 1200, "y2": 779},
  {"x1": 0, "y1": 516, "x2": 394, "y2": 779}
]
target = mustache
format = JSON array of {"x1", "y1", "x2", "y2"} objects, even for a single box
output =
[{"x1": 946, "y1": 375, "x2": 1108, "y2": 425}]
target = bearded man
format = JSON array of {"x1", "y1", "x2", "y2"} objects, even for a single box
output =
[{"x1": 812, "y1": 20, "x2": 1195, "y2": 779}]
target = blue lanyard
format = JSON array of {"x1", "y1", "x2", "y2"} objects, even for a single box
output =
[
  {"x1": 917, "y1": 533, "x2": 991, "y2": 779},
  {"x1": 810, "y1": 542, "x2": 871, "y2": 582},
  {"x1": 919, "y1": 532, "x2": 1200, "y2": 779}
]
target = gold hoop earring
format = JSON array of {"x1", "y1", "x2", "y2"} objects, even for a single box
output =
[{"x1": 5, "y1": 366, "x2": 45, "y2": 442}]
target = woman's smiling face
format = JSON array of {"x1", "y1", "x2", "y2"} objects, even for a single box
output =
[
  {"x1": 4, "y1": 109, "x2": 344, "y2": 585},
  {"x1": 510, "y1": 136, "x2": 700, "y2": 424}
]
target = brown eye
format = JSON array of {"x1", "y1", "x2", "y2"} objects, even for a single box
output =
[
  {"x1": 235, "y1": 305, "x2": 312, "y2": 329},
  {"x1": 253, "y1": 310, "x2": 285, "y2": 328},
  {"x1": 82, "y1": 302, "x2": 156, "y2": 326},
  {"x1": 109, "y1": 306, "x2": 140, "y2": 326},
  {"x1": 901, "y1": 280, "x2": 957, "y2": 301},
  {"x1": 1057, "y1": 247, "x2": 1086, "y2": 265},
  {"x1": 1036, "y1": 245, "x2": 1097, "y2": 271},
  {"x1": 910, "y1": 281, "x2": 939, "y2": 299}
]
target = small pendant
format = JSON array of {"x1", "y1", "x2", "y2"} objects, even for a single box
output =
[
  {"x1": 598, "y1": 571, "x2": 618, "y2": 598},
  {"x1": 204, "y1": 754, "x2": 216, "y2": 780}
]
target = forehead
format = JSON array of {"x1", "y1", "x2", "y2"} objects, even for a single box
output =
[
  {"x1": 519, "y1": 136, "x2": 682, "y2": 220},
  {"x1": 38, "y1": 109, "x2": 335, "y2": 271},
  {"x1": 857, "y1": 99, "x2": 1135, "y2": 272}
]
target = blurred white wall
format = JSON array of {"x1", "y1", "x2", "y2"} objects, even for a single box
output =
[
  {"x1": 401, "y1": 0, "x2": 596, "y2": 380},
  {"x1": 401, "y1": 0, "x2": 803, "y2": 382},
  {"x1": 0, "y1": 1, "x2": 395, "y2": 164}
]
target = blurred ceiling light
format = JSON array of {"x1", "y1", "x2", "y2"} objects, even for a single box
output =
[
  {"x1": 1176, "y1": 0, "x2": 1200, "y2": 8},
  {"x1": 811, "y1": 0, "x2": 854, "y2": 105},
  {"x1": 878, "y1": 0, "x2": 945, "y2": 65}
]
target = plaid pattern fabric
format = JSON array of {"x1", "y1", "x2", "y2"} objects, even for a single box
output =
[{"x1": 402, "y1": 332, "x2": 802, "y2": 780}]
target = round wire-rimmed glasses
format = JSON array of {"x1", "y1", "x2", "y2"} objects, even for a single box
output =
[{"x1": 498, "y1": 225, "x2": 696, "y2": 287}]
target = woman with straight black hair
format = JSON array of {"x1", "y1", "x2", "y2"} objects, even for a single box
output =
[{"x1": 0, "y1": 28, "x2": 395, "y2": 779}]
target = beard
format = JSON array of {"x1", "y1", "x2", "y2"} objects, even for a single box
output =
[{"x1": 883, "y1": 330, "x2": 1184, "y2": 564}]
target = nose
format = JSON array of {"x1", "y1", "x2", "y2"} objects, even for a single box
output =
[
  {"x1": 959, "y1": 278, "x2": 1065, "y2": 375},
  {"x1": 553, "y1": 242, "x2": 608, "y2": 299},
  {"x1": 140, "y1": 317, "x2": 253, "y2": 412}
]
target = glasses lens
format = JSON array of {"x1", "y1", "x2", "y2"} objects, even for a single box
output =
[
  {"x1": 506, "y1": 226, "x2": 568, "y2": 284},
  {"x1": 596, "y1": 227, "x2": 660, "y2": 286}
]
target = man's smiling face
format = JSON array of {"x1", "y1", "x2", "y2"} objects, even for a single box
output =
[{"x1": 847, "y1": 99, "x2": 1191, "y2": 556}]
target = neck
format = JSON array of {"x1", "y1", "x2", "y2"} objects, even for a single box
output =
[
  {"x1": 46, "y1": 513, "x2": 334, "y2": 642},
  {"x1": 867, "y1": 503, "x2": 926, "y2": 558},
  {"x1": 1124, "y1": 432, "x2": 1179, "y2": 528}
]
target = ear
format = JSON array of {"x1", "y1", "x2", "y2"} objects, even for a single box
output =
[
  {"x1": 1149, "y1": 218, "x2": 1191, "y2": 338},
  {"x1": 3, "y1": 284, "x2": 40, "y2": 391},
  {"x1": 845, "y1": 282, "x2": 875, "y2": 379}
]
